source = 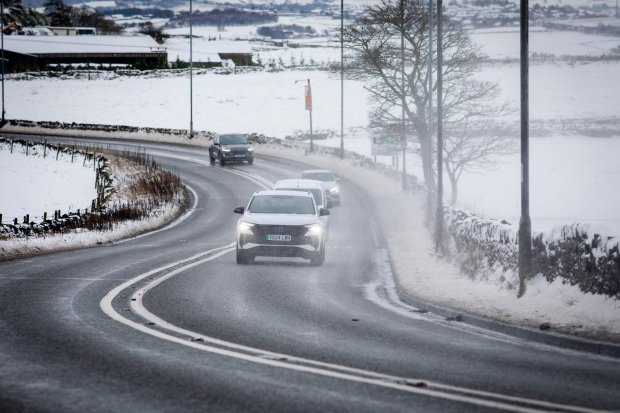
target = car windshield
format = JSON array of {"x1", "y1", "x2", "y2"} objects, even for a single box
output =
[
  {"x1": 248, "y1": 195, "x2": 315, "y2": 214},
  {"x1": 220, "y1": 134, "x2": 248, "y2": 145},
  {"x1": 276, "y1": 188, "x2": 322, "y2": 206},
  {"x1": 301, "y1": 171, "x2": 334, "y2": 182}
]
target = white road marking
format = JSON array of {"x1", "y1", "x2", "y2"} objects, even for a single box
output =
[{"x1": 100, "y1": 245, "x2": 605, "y2": 413}]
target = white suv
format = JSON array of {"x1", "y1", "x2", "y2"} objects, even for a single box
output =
[
  {"x1": 273, "y1": 179, "x2": 332, "y2": 210},
  {"x1": 234, "y1": 190, "x2": 330, "y2": 265}
]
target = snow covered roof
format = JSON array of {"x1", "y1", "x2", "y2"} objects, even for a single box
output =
[
  {"x1": 164, "y1": 38, "x2": 221, "y2": 63},
  {"x1": 2, "y1": 35, "x2": 164, "y2": 55},
  {"x1": 164, "y1": 38, "x2": 251, "y2": 63}
]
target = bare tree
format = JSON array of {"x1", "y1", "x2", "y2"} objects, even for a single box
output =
[
  {"x1": 444, "y1": 118, "x2": 517, "y2": 205},
  {"x1": 342, "y1": 0, "x2": 502, "y2": 190},
  {"x1": 441, "y1": 77, "x2": 516, "y2": 205}
]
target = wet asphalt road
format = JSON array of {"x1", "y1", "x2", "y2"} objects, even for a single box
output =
[{"x1": 0, "y1": 136, "x2": 619, "y2": 413}]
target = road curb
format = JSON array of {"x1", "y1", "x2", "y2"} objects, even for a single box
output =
[{"x1": 389, "y1": 257, "x2": 620, "y2": 358}]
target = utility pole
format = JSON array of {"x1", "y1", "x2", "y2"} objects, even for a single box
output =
[
  {"x1": 189, "y1": 0, "x2": 194, "y2": 138},
  {"x1": 400, "y1": 0, "x2": 407, "y2": 191},
  {"x1": 1, "y1": 1, "x2": 5, "y2": 127},
  {"x1": 435, "y1": 0, "x2": 444, "y2": 254},
  {"x1": 518, "y1": 0, "x2": 532, "y2": 297},
  {"x1": 427, "y1": 0, "x2": 434, "y2": 220},
  {"x1": 340, "y1": 0, "x2": 345, "y2": 160}
]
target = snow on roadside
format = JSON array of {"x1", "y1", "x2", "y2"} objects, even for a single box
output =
[
  {"x1": 0, "y1": 203, "x2": 184, "y2": 261},
  {"x1": 253, "y1": 143, "x2": 620, "y2": 342},
  {"x1": 0, "y1": 143, "x2": 187, "y2": 262}
]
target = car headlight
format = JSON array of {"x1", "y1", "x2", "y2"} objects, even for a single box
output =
[
  {"x1": 304, "y1": 223, "x2": 322, "y2": 236},
  {"x1": 238, "y1": 221, "x2": 255, "y2": 234},
  {"x1": 248, "y1": 146, "x2": 254, "y2": 152},
  {"x1": 221, "y1": 146, "x2": 231, "y2": 152},
  {"x1": 330, "y1": 186, "x2": 339, "y2": 194}
]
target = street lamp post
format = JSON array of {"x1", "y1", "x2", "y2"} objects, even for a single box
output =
[
  {"x1": 340, "y1": 0, "x2": 344, "y2": 160},
  {"x1": 400, "y1": 0, "x2": 407, "y2": 191},
  {"x1": 1, "y1": 1, "x2": 6, "y2": 127},
  {"x1": 428, "y1": 0, "x2": 434, "y2": 220},
  {"x1": 189, "y1": 0, "x2": 194, "y2": 138},
  {"x1": 435, "y1": 0, "x2": 444, "y2": 254},
  {"x1": 518, "y1": 0, "x2": 532, "y2": 297}
]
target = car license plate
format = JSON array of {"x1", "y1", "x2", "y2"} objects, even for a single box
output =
[
  {"x1": 266, "y1": 234, "x2": 291, "y2": 241},
  {"x1": 235, "y1": 154, "x2": 246, "y2": 158}
]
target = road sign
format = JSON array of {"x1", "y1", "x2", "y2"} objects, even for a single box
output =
[{"x1": 305, "y1": 84, "x2": 312, "y2": 111}]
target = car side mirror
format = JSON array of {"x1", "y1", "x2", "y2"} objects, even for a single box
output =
[
  {"x1": 319, "y1": 208, "x2": 330, "y2": 216},
  {"x1": 233, "y1": 206, "x2": 245, "y2": 214}
]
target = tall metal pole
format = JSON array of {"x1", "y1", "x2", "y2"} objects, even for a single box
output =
[
  {"x1": 189, "y1": 0, "x2": 194, "y2": 138},
  {"x1": 1, "y1": 1, "x2": 5, "y2": 127},
  {"x1": 427, "y1": 0, "x2": 434, "y2": 220},
  {"x1": 518, "y1": 0, "x2": 532, "y2": 297},
  {"x1": 308, "y1": 79, "x2": 313, "y2": 153},
  {"x1": 435, "y1": 0, "x2": 444, "y2": 254},
  {"x1": 400, "y1": 0, "x2": 407, "y2": 191},
  {"x1": 340, "y1": 0, "x2": 344, "y2": 159}
]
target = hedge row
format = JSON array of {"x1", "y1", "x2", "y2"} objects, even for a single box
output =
[
  {"x1": 532, "y1": 224, "x2": 620, "y2": 298},
  {"x1": 0, "y1": 200, "x2": 173, "y2": 241},
  {"x1": 445, "y1": 206, "x2": 620, "y2": 298}
]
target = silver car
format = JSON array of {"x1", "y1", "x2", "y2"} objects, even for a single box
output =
[
  {"x1": 300, "y1": 169, "x2": 340, "y2": 205},
  {"x1": 234, "y1": 190, "x2": 330, "y2": 265}
]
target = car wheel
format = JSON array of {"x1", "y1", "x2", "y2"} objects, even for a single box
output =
[
  {"x1": 236, "y1": 246, "x2": 253, "y2": 264},
  {"x1": 219, "y1": 154, "x2": 226, "y2": 166},
  {"x1": 310, "y1": 246, "x2": 325, "y2": 266},
  {"x1": 247, "y1": 158, "x2": 254, "y2": 165},
  {"x1": 209, "y1": 152, "x2": 216, "y2": 164}
]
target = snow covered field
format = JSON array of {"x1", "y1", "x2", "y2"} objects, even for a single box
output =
[
  {"x1": 6, "y1": 56, "x2": 620, "y2": 234},
  {"x1": 0, "y1": 142, "x2": 97, "y2": 224}
]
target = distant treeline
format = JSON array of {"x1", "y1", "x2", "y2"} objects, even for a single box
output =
[
  {"x1": 97, "y1": 7, "x2": 174, "y2": 19},
  {"x1": 166, "y1": 8, "x2": 277, "y2": 28},
  {"x1": 257, "y1": 24, "x2": 316, "y2": 39}
]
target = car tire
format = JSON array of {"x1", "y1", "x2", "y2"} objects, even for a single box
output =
[
  {"x1": 236, "y1": 246, "x2": 253, "y2": 264},
  {"x1": 209, "y1": 152, "x2": 216, "y2": 164},
  {"x1": 220, "y1": 154, "x2": 226, "y2": 166},
  {"x1": 310, "y1": 246, "x2": 325, "y2": 266},
  {"x1": 247, "y1": 158, "x2": 254, "y2": 165}
]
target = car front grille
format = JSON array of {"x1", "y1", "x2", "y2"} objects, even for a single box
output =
[{"x1": 254, "y1": 225, "x2": 306, "y2": 244}]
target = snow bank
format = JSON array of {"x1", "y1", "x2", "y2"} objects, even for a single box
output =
[{"x1": 0, "y1": 139, "x2": 187, "y2": 261}]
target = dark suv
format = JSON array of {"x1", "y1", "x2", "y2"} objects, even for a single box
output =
[{"x1": 209, "y1": 133, "x2": 254, "y2": 166}]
